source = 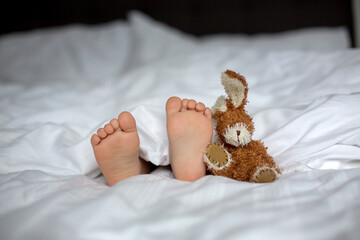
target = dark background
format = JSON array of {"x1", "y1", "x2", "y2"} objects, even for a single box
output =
[{"x1": 0, "y1": 0, "x2": 354, "y2": 45}]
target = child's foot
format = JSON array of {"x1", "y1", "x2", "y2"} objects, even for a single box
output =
[
  {"x1": 166, "y1": 97, "x2": 213, "y2": 181},
  {"x1": 91, "y1": 112, "x2": 151, "y2": 186}
]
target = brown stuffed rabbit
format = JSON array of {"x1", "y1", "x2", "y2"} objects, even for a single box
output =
[{"x1": 204, "y1": 70, "x2": 281, "y2": 183}]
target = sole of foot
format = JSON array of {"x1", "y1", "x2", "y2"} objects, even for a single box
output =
[
  {"x1": 91, "y1": 112, "x2": 151, "y2": 186},
  {"x1": 166, "y1": 97, "x2": 213, "y2": 182}
]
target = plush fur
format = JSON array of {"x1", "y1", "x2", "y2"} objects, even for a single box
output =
[{"x1": 204, "y1": 70, "x2": 281, "y2": 183}]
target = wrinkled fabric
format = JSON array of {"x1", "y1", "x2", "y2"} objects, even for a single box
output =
[{"x1": 0, "y1": 11, "x2": 359, "y2": 240}]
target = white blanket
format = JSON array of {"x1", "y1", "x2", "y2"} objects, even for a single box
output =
[{"x1": 0, "y1": 11, "x2": 359, "y2": 240}]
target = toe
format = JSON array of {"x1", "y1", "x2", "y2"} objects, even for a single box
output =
[
  {"x1": 104, "y1": 124, "x2": 115, "y2": 134},
  {"x1": 91, "y1": 134, "x2": 101, "y2": 146},
  {"x1": 118, "y1": 111, "x2": 137, "y2": 132},
  {"x1": 181, "y1": 99, "x2": 188, "y2": 111},
  {"x1": 110, "y1": 118, "x2": 120, "y2": 130},
  {"x1": 166, "y1": 96, "x2": 182, "y2": 115},
  {"x1": 97, "y1": 128, "x2": 107, "y2": 139},
  {"x1": 195, "y1": 102, "x2": 205, "y2": 112},
  {"x1": 204, "y1": 107, "x2": 212, "y2": 119},
  {"x1": 188, "y1": 100, "x2": 196, "y2": 110}
]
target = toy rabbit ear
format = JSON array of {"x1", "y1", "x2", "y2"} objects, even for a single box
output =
[
  {"x1": 221, "y1": 70, "x2": 248, "y2": 108},
  {"x1": 212, "y1": 95, "x2": 227, "y2": 113}
]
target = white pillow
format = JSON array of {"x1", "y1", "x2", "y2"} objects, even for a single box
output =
[
  {"x1": 203, "y1": 27, "x2": 351, "y2": 50},
  {"x1": 127, "y1": 10, "x2": 198, "y2": 66},
  {"x1": 0, "y1": 21, "x2": 131, "y2": 84},
  {"x1": 128, "y1": 10, "x2": 351, "y2": 66}
]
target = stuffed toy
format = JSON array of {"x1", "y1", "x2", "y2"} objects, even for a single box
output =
[{"x1": 204, "y1": 70, "x2": 281, "y2": 183}]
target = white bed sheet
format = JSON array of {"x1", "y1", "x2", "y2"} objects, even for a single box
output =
[{"x1": 0, "y1": 11, "x2": 359, "y2": 240}]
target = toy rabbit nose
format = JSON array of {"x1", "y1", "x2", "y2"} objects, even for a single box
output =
[{"x1": 237, "y1": 131, "x2": 241, "y2": 136}]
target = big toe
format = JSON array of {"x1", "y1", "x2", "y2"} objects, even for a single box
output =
[
  {"x1": 166, "y1": 96, "x2": 182, "y2": 116},
  {"x1": 118, "y1": 112, "x2": 137, "y2": 132}
]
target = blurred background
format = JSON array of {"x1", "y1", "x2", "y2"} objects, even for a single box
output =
[{"x1": 0, "y1": 0, "x2": 359, "y2": 47}]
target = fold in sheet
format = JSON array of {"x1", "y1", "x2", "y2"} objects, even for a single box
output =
[{"x1": 0, "y1": 11, "x2": 359, "y2": 240}]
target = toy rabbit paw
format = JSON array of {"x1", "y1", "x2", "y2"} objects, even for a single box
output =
[{"x1": 204, "y1": 70, "x2": 281, "y2": 183}]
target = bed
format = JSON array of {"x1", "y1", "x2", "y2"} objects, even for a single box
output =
[{"x1": 1, "y1": 1, "x2": 360, "y2": 239}]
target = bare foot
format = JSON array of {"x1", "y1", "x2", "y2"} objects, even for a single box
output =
[
  {"x1": 91, "y1": 112, "x2": 152, "y2": 186},
  {"x1": 166, "y1": 97, "x2": 213, "y2": 181}
]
